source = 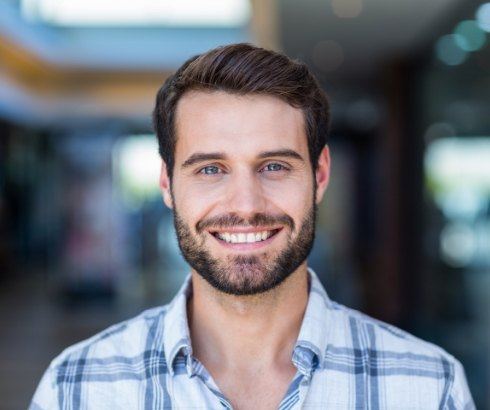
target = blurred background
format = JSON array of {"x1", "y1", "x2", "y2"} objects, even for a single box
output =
[{"x1": 0, "y1": 0, "x2": 489, "y2": 408}]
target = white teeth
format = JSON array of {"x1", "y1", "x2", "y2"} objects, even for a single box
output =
[{"x1": 216, "y1": 230, "x2": 276, "y2": 244}]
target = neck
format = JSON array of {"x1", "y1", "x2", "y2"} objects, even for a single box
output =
[{"x1": 187, "y1": 262, "x2": 310, "y2": 373}]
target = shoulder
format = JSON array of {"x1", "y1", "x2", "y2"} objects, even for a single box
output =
[
  {"x1": 51, "y1": 305, "x2": 169, "y2": 367},
  {"x1": 323, "y1": 301, "x2": 475, "y2": 408},
  {"x1": 309, "y1": 269, "x2": 453, "y2": 362},
  {"x1": 29, "y1": 305, "x2": 171, "y2": 409},
  {"x1": 333, "y1": 302, "x2": 448, "y2": 356}
]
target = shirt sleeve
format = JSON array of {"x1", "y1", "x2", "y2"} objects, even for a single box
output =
[
  {"x1": 29, "y1": 364, "x2": 59, "y2": 410},
  {"x1": 444, "y1": 358, "x2": 476, "y2": 410}
]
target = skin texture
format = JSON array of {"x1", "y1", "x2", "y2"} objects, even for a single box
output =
[{"x1": 159, "y1": 90, "x2": 330, "y2": 410}]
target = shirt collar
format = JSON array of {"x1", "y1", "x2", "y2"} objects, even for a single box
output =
[
  {"x1": 292, "y1": 267, "x2": 332, "y2": 379},
  {"x1": 163, "y1": 267, "x2": 332, "y2": 378},
  {"x1": 163, "y1": 273, "x2": 194, "y2": 376}
]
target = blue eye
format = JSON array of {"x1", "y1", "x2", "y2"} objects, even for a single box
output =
[
  {"x1": 199, "y1": 165, "x2": 221, "y2": 175},
  {"x1": 263, "y1": 163, "x2": 287, "y2": 172}
]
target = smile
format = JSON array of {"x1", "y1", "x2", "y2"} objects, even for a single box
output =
[{"x1": 209, "y1": 228, "x2": 282, "y2": 247}]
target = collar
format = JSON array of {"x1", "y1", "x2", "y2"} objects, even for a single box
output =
[
  {"x1": 292, "y1": 267, "x2": 332, "y2": 379},
  {"x1": 162, "y1": 267, "x2": 332, "y2": 378},
  {"x1": 163, "y1": 273, "x2": 194, "y2": 376}
]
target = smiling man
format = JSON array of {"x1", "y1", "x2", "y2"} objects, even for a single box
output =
[{"x1": 30, "y1": 44, "x2": 474, "y2": 409}]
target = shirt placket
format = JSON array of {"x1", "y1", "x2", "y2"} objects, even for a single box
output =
[
  {"x1": 190, "y1": 356, "x2": 235, "y2": 409},
  {"x1": 284, "y1": 346, "x2": 317, "y2": 409}
]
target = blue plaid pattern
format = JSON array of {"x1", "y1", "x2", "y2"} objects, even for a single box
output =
[{"x1": 30, "y1": 268, "x2": 475, "y2": 409}]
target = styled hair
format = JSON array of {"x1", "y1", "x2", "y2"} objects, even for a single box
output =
[{"x1": 152, "y1": 43, "x2": 330, "y2": 180}]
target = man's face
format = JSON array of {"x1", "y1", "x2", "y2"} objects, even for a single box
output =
[{"x1": 160, "y1": 91, "x2": 329, "y2": 296}]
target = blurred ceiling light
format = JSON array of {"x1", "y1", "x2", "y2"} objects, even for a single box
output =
[
  {"x1": 476, "y1": 2, "x2": 490, "y2": 32},
  {"x1": 21, "y1": 0, "x2": 251, "y2": 27},
  {"x1": 454, "y1": 20, "x2": 486, "y2": 51},
  {"x1": 425, "y1": 137, "x2": 490, "y2": 196},
  {"x1": 312, "y1": 40, "x2": 344, "y2": 73},
  {"x1": 440, "y1": 222, "x2": 476, "y2": 267},
  {"x1": 331, "y1": 0, "x2": 363, "y2": 18},
  {"x1": 114, "y1": 135, "x2": 161, "y2": 208},
  {"x1": 435, "y1": 34, "x2": 468, "y2": 66}
]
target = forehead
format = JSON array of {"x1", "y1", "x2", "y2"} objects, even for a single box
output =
[{"x1": 174, "y1": 90, "x2": 307, "y2": 160}]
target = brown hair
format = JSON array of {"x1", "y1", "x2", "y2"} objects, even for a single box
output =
[{"x1": 153, "y1": 43, "x2": 330, "y2": 180}]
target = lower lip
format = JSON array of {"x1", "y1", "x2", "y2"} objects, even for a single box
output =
[{"x1": 210, "y1": 229, "x2": 282, "y2": 251}]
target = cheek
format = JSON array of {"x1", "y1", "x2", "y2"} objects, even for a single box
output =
[
  {"x1": 262, "y1": 177, "x2": 313, "y2": 206},
  {"x1": 268, "y1": 181, "x2": 313, "y2": 231},
  {"x1": 173, "y1": 182, "x2": 217, "y2": 226}
]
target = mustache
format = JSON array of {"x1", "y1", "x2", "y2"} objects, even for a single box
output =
[{"x1": 196, "y1": 213, "x2": 295, "y2": 233}]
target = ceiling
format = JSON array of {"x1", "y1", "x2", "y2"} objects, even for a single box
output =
[
  {"x1": 0, "y1": 0, "x2": 477, "y2": 124},
  {"x1": 281, "y1": 0, "x2": 466, "y2": 81}
]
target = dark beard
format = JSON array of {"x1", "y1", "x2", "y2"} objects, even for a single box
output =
[{"x1": 172, "y1": 202, "x2": 317, "y2": 296}]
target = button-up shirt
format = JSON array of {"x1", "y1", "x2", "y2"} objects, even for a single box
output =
[{"x1": 30, "y1": 268, "x2": 475, "y2": 409}]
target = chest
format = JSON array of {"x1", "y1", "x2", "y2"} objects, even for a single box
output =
[{"x1": 212, "y1": 367, "x2": 298, "y2": 410}]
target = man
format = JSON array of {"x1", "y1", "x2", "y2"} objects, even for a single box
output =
[{"x1": 30, "y1": 43, "x2": 474, "y2": 409}]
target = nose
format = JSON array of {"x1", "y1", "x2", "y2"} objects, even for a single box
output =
[{"x1": 225, "y1": 169, "x2": 267, "y2": 218}]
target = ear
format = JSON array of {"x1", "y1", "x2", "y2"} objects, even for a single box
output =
[
  {"x1": 159, "y1": 161, "x2": 174, "y2": 209},
  {"x1": 315, "y1": 145, "x2": 331, "y2": 204}
]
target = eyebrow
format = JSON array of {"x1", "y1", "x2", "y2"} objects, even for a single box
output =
[
  {"x1": 181, "y1": 152, "x2": 226, "y2": 168},
  {"x1": 257, "y1": 149, "x2": 304, "y2": 162},
  {"x1": 181, "y1": 149, "x2": 305, "y2": 169}
]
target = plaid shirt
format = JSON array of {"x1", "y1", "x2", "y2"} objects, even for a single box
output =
[{"x1": 30, "y1": 268, "x2": 474, "y2": 409}]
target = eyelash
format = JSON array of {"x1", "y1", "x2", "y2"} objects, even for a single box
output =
[{"x1": 198, "y1": 163, "x2": 290, "y2": 175}]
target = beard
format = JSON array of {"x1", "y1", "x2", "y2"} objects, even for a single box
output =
[{"x1": 172, "y1": 199, "x2": 317, "y2": 296}]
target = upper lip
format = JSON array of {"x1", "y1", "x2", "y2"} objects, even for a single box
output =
[{"x1": 208, "y1": 227, "x2": 282, "y2": 234}]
